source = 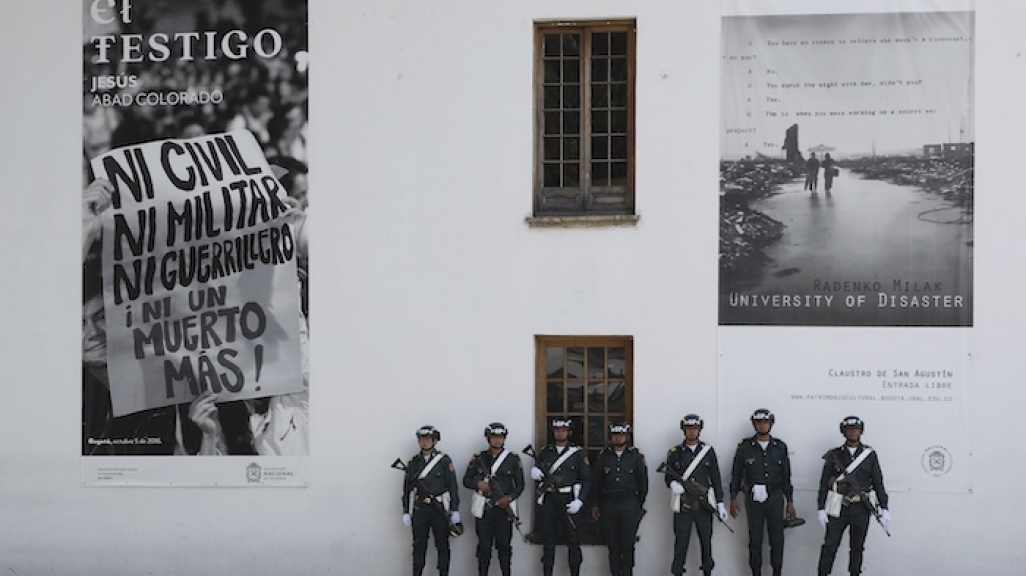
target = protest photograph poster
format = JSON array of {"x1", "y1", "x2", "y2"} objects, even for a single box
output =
[
  {"x1": 719, "y1": 4, "x2": 974, "y2": 327},
  {"x1": 716, "y1": 1, "x2": 973, "y2": 494},
  {"x1": 81, "y1": 0, "x2": 309, "y2": 486}
]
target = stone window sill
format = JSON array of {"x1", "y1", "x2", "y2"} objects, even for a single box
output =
[{"x1": 525, "y1": 214, "x2": 640, "y2": 229}]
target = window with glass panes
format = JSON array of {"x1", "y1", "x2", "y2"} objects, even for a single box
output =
[
  {"x1": 534, "y1": 22, "x2": 635, "y2": 216},
  {"x1": 531, "y1": 336, "x2": 634, "y2": 544}
]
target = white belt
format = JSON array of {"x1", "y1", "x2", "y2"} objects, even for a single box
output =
[{"x1": 557, "y1": 486, "x2": 574, "y2": 493}]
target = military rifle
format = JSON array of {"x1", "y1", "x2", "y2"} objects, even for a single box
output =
[
  {"x1": 656, "y1": 461, "x2": 734, "y2": 534},
  {"x1": 391, "y1": 457, "x2": 463, "y2": 537},
  {"x1": 826, "y1": 452, "x2": 891, "y2": 537},
  {"x1": 522, "y1": 444, "x2": 578, "y2": 531},
  {"x1": 472, "y1": 452, "x2": 527, "y2": 541}
]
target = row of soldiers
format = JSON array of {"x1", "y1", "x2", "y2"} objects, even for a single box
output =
[{"x1": 399, "y1": 409, "x2": 889, "y2": 576}]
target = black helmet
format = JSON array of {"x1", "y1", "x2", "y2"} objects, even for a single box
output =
[
  {"x1": 680, "y1": 414, "x2": 704, "y2": 430},
  {"x1": 609, "y1": 422, "x2": 632, "y2": 435},
  {"x1": 448, "y1": 522, "x2": 465, "y2": 538},
  {"x1": 839, "y1": 415, "x2": 864, "y2": 434},
  {"x1": 484, "y1": 422, "x2": 508, "y2": 437},
  {"x1": 415, "y1": 425, "x2": 441, "y2": 441},
  {"x1": 751, "y1": 408, "x2": 775, "y2": 424},
  {"x1": 550, "y1": 416, "x2": 573, "y2": 429}
]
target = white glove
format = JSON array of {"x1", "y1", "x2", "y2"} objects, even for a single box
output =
[
  {"x1": 451, "y1": 511, "x2": 461, "y2": 524},
  {"x1": 530, "y1": 467, "x2": 545, "y2": 481},
  {"x1": 402, "y1": 513, "x2": 412, "y2": 527},
  {"x1": 752, "y1": 484, "x2": 768, "y2": 503},
  {"x1": 881, "y1": 509, "x2": 891, "y2": 531},
  {"x1": 566, "y1": 499, "x2": 584, "y2": 514},
  {"x1": 717, "y1": 502, "x2": 728, "y2": 520},
  {"x1": 818, "y1": 509, "x2": 828, "y2": 527},
  {"x1": 670, "y1": 481, "x2": 686, "y2": 495}
]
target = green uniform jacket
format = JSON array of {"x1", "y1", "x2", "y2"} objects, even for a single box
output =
[
  {"x1": 593, "y1": 446, "x2": 648, "y2": 507},
  {"x1": 402, "y1": 450, "x2": 460, "y2": 514},
  {"x1": 665, "y1": 441, "x2": 725, "y2": 503},
  {"x1": 730, "y1": 435, "x2": 794, "y2": 502},
  {"x1": 817, "y1": 443, "x2": 889, "y2": 510},
  {"x1": 463, "y1": 449, "x2": 526, "y2": 502}
]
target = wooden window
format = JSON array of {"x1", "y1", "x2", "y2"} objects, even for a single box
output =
[
  {"x1": 530, "y1": 335, "x2": 634, "y2": 544},
  {"x1": 534, "y1": 21, "x2": 636, "y2": 217}
]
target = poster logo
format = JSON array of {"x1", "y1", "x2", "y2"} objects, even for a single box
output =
[
  {"x1": 921, "y1": 445, "x2": 953, "y2": 477},
  {"x1": 246, "y1": 463, "x2": 262, "y2": 483}
]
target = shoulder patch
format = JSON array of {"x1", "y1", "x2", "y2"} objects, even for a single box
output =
[
  {"x1": 583, "y1": 456, "x2": 590, "y2": 465},
  {"x1": 669, "y1": 446, "x2": 678, "y2": 453},
  {"x1": 448, "y1": 463, "x2": 455, "y2": 472}
]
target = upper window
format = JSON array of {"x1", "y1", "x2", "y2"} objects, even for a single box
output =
[{"x1": 534, "y1": 21, "x2": 636, "y2": 217}]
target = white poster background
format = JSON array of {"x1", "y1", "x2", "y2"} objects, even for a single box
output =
[
  {"x1": 718, "y1": 327, "x2": 971, "y2": 492},
  {"x1": 81, "y1": 456, "x2": 309, "y2": 487}
]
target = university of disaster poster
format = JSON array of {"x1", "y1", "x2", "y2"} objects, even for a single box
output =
[{"x1": 717, "y1": 0, "x2": 973, "y2": 494}]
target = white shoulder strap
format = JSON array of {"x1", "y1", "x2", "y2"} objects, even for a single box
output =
[
  {"x1": 681, "y1": 444, "x2": 712, "y2": 480},
  {"x1": 490, "y1": 450, "x2": 511, "y2": 475},
  {"x1": 837, "y1": 448, "x2": 873, "y2": 482},
  {"x1": 418, "y1": 453, "x2": 445, "y2": 479},
  {"x1": 549, "y1": 446, "x2": 580, "y2": 474}
]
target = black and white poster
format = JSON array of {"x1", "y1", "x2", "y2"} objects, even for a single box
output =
[
  {"x1": 81, "y1": 0, "x2": 309, "y2": 485},
  {"x1": 719, "y1": 3, "x2": 973, "y2": 327},
  {"x1": 717, "y1": 0, "x2": 973, "y2": 494}
]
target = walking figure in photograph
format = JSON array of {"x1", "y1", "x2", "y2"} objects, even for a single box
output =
[
  {"x1": 463, "y1": 422, "x2": 525, "y2": 576},
  {"x1": 816, "y1": 416, "x2": 891, "y2": 576},
  {"x1": 529, "y1": 416, "x2": 591, "y2": 576},
  {"x1": 591, "y1": 421, "x2": 648, "y2": 576},
  {"x1": 400, "y1": 425, "x2": 461, "y2": 576},
  {"x1": 805, "y1": 152, "x2": 821, "y2": 193},
  {"x1": 664, "y1": 414, "x2": 728, "y2": 576},
  {"x1": 729, "y1": 408, "x2": 797, "y2": 576},
  {"x1": 821, "y1": 153, "x2": 837, "y2": 193}
]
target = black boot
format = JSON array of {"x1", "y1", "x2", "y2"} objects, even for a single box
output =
[{"x1": 543, "y1": 566, "x2": 553, "y2": 576}]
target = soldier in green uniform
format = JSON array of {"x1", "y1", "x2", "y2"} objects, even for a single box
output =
[
  {"x1": 529, "y1": 416, "x2": 591, "y2": 576},
  {"x1": 463, "y1": 422, "x2": 525, "y2": 576},
  {"x1": 402, "y1": 425, "x2": 461, "y2": 576},
  {"x1": 591, "y1": 422, "x2": 648, "y2": 576},
  {"x1": 664, "y1": 414, "x2": 727, "y2": 576},
  {"x1": 729, "y1": 409, "x2": 796, "y2": 576},
  {"x1": 816, "y1": 416, "x2": 890, "y2": 576}
]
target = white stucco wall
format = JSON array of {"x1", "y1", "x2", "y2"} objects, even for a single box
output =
[{"x1": 1, "y1": 1, "x2": 1024, "y2": 575}]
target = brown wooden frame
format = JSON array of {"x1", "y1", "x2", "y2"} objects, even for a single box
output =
[
  {"x1": 530, "y1": 335, "x2": 634, "y2": 545},
  {"x1": 533, "y1": 21, "x2": 637, "y2": 217}
]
